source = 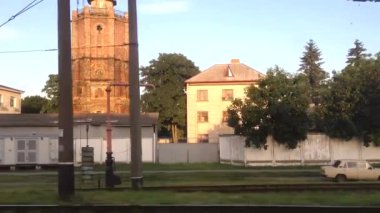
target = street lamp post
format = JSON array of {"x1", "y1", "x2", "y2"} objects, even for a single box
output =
[
  {"x1": 104, "y1": 86, "x2": 121, "y2": 188},
  {"x1": 104, "y1": 82, "x2": 153, "y2": 188}
]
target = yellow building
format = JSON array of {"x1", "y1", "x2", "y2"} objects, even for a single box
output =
[
  {"x1": 0, "y1": 85, "x2": 23, "y2": 114},
  {"x1": 185, "y1": 59, "x2": 264, "y2": 143}
]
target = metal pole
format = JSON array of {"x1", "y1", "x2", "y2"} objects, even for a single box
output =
[
  {"x1": 106, "y1": 86, "x2": 112, "y2": 154},
  {"x1": 104, "y1": 86, "x2": 121, "y2": 188},
  {"x1": 58, "y1": 0, "x2": 74, "y2": 199},
  {"x1": 128, "y1": 0, "x2": 143, "y2": 189}
]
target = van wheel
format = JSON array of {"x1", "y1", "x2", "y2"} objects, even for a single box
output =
[{"x1": 335, "y1": 174, "x2": 346, "y2": 183}]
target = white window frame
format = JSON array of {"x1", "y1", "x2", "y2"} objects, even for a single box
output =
[{"x1": 10, "y1": 96, "x2": 16, "y2": 108}]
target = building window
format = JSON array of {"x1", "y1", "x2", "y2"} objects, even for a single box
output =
[
  {"x1": 0, "y1": 94, "x2": 3, "y2": 106},
  {"x1": 197, "y1": 134, "x2": 209, "y2": 143},
  {"x1": 94, "y1": 88, "x2": 104, "y2": 98},
  {"x1": 10, "y1": 96, "x2": 16, "y2": 108},
  {"x1": 222, "y1": 111, "x2": 229, "y2": 123},
  {"x1": 197, "y1": 90, "x2": 208, "y2": 101},
  {"x1": 197, "y1": 111, "x2": 208, "y2": 123},
  {"x1": 222, "y1": 89, "x2": 234, "y2": 101},
  {"x1": 77, "y1": 87, "x2": 83, "y2": 96}
]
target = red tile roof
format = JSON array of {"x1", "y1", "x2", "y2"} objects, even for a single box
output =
[{"x1": 186, "y1": 60, "x2": 265, "y2": 84}]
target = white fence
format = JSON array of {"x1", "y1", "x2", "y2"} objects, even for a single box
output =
[
  {"x1": 220, "y1": 134, "x2": 380, "y2": 166},
  {"x1": 157, "y1": 143, "x2": 219, "y2": 163}
]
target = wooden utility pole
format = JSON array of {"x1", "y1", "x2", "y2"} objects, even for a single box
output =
[
  {"x1": 128, "y1": 0, "x2": 143, "y2": 189},
  {"x1": 57, "y1": 0, "x2": 74, "y2": 199}
]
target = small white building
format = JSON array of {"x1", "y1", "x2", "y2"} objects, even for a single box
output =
[{"x1": 0, "y1": 113, "x2": 158, "y2": 168}]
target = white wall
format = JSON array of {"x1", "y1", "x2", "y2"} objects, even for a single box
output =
[
  {"x1": 0, "y1": 138, "x2": 4, "y2": 163},
  {"x1": 0, "y1": 125, "x2": 157, "y2": 166},
  {"x1": 74, "y1": 126, "x2": 156, "y2": 164},
  {"x1": 220, "y1": 134, "x2": 380, "y2": 166},
  {"x1": 158, "y1": 143, "x2": 219, "y2": 163}
]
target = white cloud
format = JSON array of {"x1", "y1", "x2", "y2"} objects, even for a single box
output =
[
  {"x1": 0, "y1": 26, "x2": 18, "y2": 41},
  {"x1": 139, "y1": 0, "x2": 190, "y2": 15}
]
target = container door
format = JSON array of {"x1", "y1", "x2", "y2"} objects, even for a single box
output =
[{"x1": 16, "y1": 139, "x2": 37, "y2": 164}]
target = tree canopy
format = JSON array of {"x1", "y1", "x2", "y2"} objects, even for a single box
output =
[
  {"x1": 227, "y1": 66, "x2": 310, "y2": 149},
  {"x1": 228, "y1": 39, "x2": 380, "y2": 149},
  {"x1": 320, "y1": 48, "x2": 380, "y2": 146},
  {"x1": 140, "y1": 53, "x2": 200, "y2": 142},
  {"x1": 346, "y1": 39, "x2": 369, "y2": 66},
  {"x1": 21, "y1": 95, "x2": 49, "y2": 113},
  {"x1": 41, "y1": 74, "x2": 59, "y2": 113},
  {"x1": 298, "y1": 39, "x2": 328, "y2": 106}
]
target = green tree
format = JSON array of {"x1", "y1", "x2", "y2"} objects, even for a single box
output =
[
  {"x1": 318, "y1": 70, "x2": 360, "y2": 140},
  {"x1": 351, "y1": 54, "x2": 380, "y2": 146},
  {"x1": 228, "y1": 66, "x2": 310, "y2": 149},
  {"x1": 41, "y1": 74, "x2": 59, "y2": 113},
  {"x1": 346, "y1": 39, "x2": 370, "y2": 66},
  {"x1": 298, "y1": 39, "x2": 328, "y2": 106},
  {"x1": 140, "y1": 53, "x2": 200, "y2": 142},
  {"x1": 320, "y1": 52, "x2": 380, "y2": 146},
  {"x1": 21, "y1": 95, "x2": 49, "y2": 113}
]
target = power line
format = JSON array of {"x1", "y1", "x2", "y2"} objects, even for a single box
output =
[
  {"x1": 0, "y1": 43, "x2": 130, "y2": 54},
  {"x1": 0, "y1": 0, "x2": 45, "y2": 29},
  {"x1": 0, "y1": 48, "x2": 57, "y2": 54}
]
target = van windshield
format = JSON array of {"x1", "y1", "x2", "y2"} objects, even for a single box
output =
[{"x1": 333, "y1": 160, "x2": 341, "y2": 168}]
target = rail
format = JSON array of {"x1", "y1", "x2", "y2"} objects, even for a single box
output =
[{"x1": 78, "y1": 183, "x2": 380, "y2": 192}]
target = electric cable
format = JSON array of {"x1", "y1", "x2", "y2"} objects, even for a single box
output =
[
  {"x1": 0, "y1": 0, "x2": 45, "y2": 29},
  {"x1": 0, "y1": 43, "x2": 130, "y2": 54}
]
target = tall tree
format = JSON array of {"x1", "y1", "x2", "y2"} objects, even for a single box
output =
[
  {"x1": 140, "y1": 53, "x2": 200, "y2": 142},
  {"x1": 346, "y1": 39, "x2": 369, "y2": 66},
  {"x1": 21, "y1": 95, "x2": 49, "y2": 113},
  {"x1": 320, "y1": 52, "x2": 380, "y2": 146},
  {"x1": 298, "y1": 39, "x2": 328, "y2": 106},
  {"x1": 41, "y1": 74, "x2": 59, "y2": 113},
  {"x1": 228, "y1": 66, "x2": 311, "y2": 149}
]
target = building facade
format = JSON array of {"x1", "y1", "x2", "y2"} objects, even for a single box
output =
[
  {"x1": 72, "y1": 0, "x2": 129, "y2": 113},
  {"x1": 185, "y1": 59, "x2": 264, "y2": 143},
  {"x1": 0, "y1": 113, "x2": 158, "y2": 167},
  {"x1": 0, "y1": 85, "x2": 23, "y2": 114}
]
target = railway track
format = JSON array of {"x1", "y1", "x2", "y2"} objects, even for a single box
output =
[
  {"x1": 145, "y1": 183, "x2": 380, "y2": 192},
  {"x1": 79, "y1": 183, "x2": 380, "y2": 192}
]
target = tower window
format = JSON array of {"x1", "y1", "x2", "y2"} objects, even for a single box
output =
[
  {"x1": 96, "y1": 25, "x2": 103, "y2": 32},
  {"x1": 94, "y1": 88, "x2": 104, "y2": 98},
  {"x1": 77, "y1": 87, "x2": 83, "y2": 96}
]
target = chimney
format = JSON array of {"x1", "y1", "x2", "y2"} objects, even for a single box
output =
[{"x1": 230, "y1": 59, "x2": 240, "y2": 64}]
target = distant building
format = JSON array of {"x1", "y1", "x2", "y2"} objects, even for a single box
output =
[
  {"x1": 72, "y1": 0, "x2": 130, "y2": 113},
  {"x1": 0, "y1": 84, "x2": 24, "y2": 114},
  {"x1": 185, "y1": 59, "x2": 265, "y2": 143},
  {"x1": 0, "y1": 113, "x2": 158, "y2": 167}
]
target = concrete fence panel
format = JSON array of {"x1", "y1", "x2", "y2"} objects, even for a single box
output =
[
  {"x1": 220, "y1": 133, "x2": 380, "y2": 166},
  {"x1": 158, "y1": 143, "x2": 219, "y2": 163}
]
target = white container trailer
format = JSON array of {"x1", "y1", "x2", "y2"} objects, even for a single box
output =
[{"x1": 0, "y1": 113, "x2": 158, "y2": 169}]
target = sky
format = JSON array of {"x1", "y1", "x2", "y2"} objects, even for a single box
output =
[{"x1": 1, "y1": 0, "x2": 380, "y2": 97}]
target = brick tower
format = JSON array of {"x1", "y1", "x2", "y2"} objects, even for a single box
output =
[{"x1": 71, "y1": 0, "x2": 129, "y2": 114}]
